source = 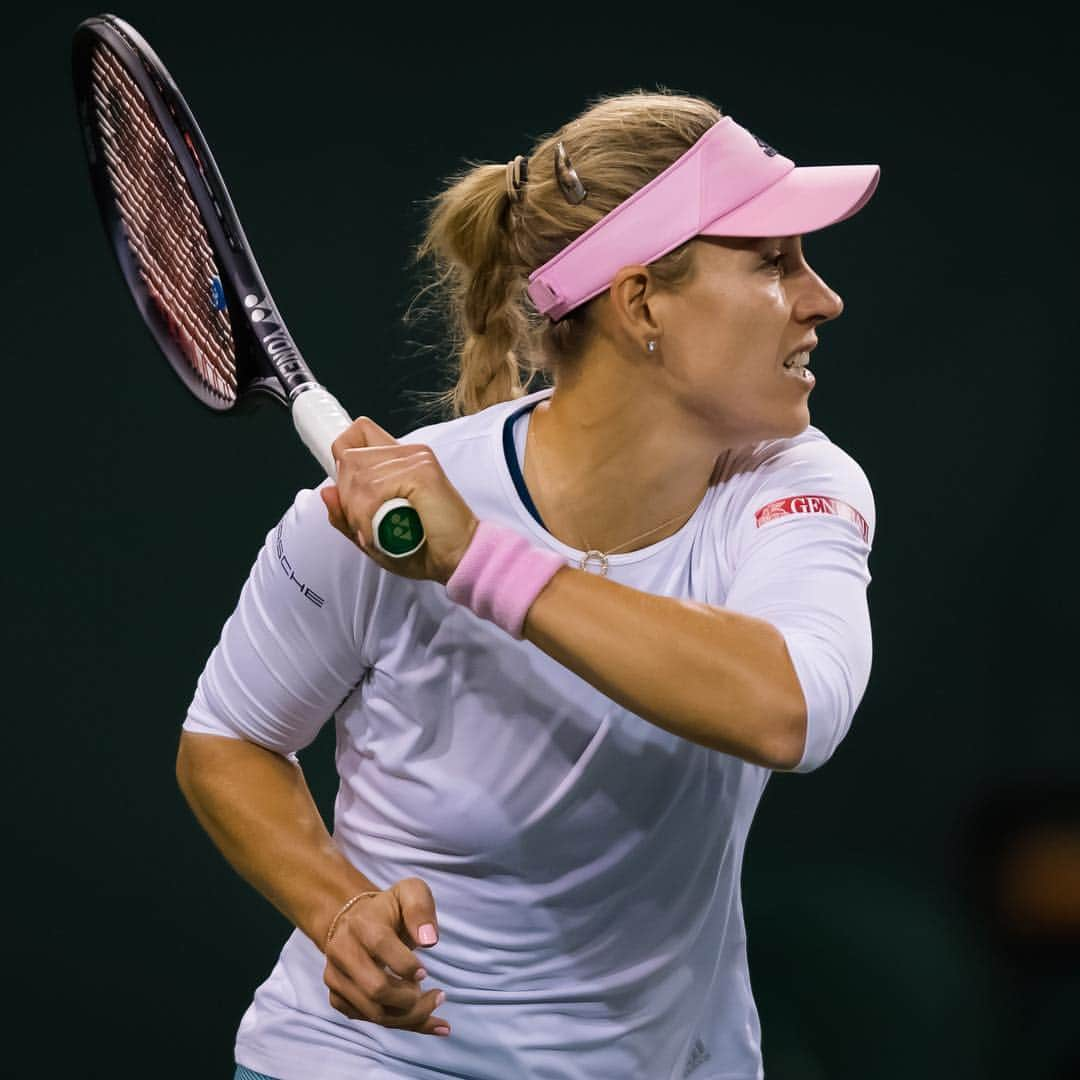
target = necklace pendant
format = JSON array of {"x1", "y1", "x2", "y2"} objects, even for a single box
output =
[{"x1": 579, "y1": 549, "x2": 609, "y2": 576}]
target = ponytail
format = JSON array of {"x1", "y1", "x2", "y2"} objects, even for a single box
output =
[{"x1": 406, "y1": 89, "x2": 721, "y2": 421}]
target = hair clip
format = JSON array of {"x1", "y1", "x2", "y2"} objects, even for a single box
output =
[
  {"x1": 554, "y1": 141, "x2": 588, "y2": 205},
  {"x1": 505, "y1": 155, "x2": 529, "y2": 203}
]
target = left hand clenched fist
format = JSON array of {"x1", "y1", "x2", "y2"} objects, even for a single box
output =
[{"x1": 320, "y1": 415, "x2": 479, "y2": 585}]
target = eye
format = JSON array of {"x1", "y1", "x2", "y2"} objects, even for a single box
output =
[{"x1": 763, "y1": 251, "x2": 785, "y2": 273}]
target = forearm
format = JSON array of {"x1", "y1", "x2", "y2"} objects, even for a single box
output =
[
  {"x1": 523, "y1": 568, "x2": 806, "y2": 769},
  {"x1": 175, "y1": 731, "x2": 376, "y2": 950}
]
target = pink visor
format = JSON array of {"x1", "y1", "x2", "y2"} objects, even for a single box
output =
[{"x1": 526, "y1": 115, "x2": 880, "y2": 321}]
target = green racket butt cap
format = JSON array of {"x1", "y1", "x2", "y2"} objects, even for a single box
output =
[{"x1": 373, "y1": 498, "x2": 426, "y2": 558}]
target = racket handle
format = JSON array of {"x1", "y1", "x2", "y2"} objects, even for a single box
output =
[{"x1": 291, "y1": 386, "x2": 426, "y2": 559}]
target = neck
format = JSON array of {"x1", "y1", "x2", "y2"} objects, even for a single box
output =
[{"x1": 523, "y1": 348, "x2": 723, "y2": 555}]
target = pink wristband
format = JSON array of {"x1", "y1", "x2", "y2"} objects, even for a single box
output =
[{"x1": 446, "y1": 520, "x2": 567, "y2": 639}]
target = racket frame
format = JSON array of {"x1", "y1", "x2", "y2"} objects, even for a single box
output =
[
  {"x1": 72, "y1": 13, "x2": 315, "y2": 412},
  {"x1": 72, "y1": 14, "x2": 427, "y2": 557}
]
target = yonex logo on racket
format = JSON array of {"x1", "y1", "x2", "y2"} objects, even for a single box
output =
[
  {"x1": 245, "y1": 292, "x2": 304, "y2": 375},
  {"x1": 243, "y1": 292, "x2": 275, "y2": 323}
]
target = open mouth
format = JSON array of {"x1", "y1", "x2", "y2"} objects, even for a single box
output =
[{"x1": 782, "y1": 351, "x2": 815, "y2": 383}]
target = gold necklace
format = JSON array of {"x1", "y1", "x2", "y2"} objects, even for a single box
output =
[{"x1": 526, "y1": 405, "x2": 696, "y2": 577}]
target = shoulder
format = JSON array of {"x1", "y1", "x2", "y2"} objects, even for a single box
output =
[
  {"x1": 395, "y1": 389, "x2": 548, "y2": 452},
  {"x1": 261, "y1": 479, "x2": 373, "y2": 618},
  {"x1": 712, "y1": 425, "x2": 877, "y2": 561},
  {"x1": 725, "y1": 424, "x2": 871, "y2": 489}
]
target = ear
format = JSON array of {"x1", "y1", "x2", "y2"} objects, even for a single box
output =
[{"x1": 608, "y1": 264, "x2": 663, "y2": 350}]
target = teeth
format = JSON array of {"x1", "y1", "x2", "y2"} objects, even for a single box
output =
[{"x1": 784, "y1": 352, "x2": 809, "y2": 369}]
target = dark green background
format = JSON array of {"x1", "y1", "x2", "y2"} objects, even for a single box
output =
[{"x1": 6, "y1": 4, "x2": 1070, "y2": 1077}]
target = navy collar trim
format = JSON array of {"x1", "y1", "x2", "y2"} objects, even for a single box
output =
[{"x1": 502, "y1": 398, "x2": 547, "y2": 531}]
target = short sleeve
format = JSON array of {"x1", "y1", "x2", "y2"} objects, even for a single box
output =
[
  {"x1": 722, "y1": 438, "x2": 876, "y2": 773},
  {"x1": 181, "y1": 481, "x2": 376, "y2": 759}
]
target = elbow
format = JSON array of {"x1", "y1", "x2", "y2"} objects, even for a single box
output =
[
  {"x1": 783, "y1": 709, "x2": 808, "y2": 771},
  {"x1": 175, "y1": 732, "x2": 198, "y2": 796},
  {"x1": 174, "y1": 729, "x2": 238, "y2": 795},
  {"x1": 762, "y1": 630, "x2": 810, "y2": 771},
  {"x1": 765, "y1": 697, "x2": 808, "y2": 772},
  {"x1": 175, "y1": 734, "x2": 187, "y2": 781}
]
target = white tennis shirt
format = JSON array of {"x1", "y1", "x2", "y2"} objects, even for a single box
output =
[{"x1": 182, "y1": 385, "x2": 876, "y2": 1080}]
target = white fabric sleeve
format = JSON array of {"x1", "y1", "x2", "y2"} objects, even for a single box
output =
[
  {"x1": 181, "y1": 481, "x2": 375, "y2": 760},
  {"x1": 722, "y1": 439, "x2": 876, "y2": 774}
]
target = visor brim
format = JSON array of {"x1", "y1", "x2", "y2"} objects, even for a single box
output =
[{"x1": 699, "y1": 163, "x2": 880, "y2": 238}]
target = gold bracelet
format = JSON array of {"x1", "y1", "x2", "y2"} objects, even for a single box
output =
[{"x1": 324, "y1": 890, "x2": 381, "y2": 952}]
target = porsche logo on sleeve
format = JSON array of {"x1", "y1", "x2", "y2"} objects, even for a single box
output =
[
  {"x1": 754, "y1": 494, "x2": 870, "y2": 542},
  {"x1": 273, "y1": 520, "x2": 326, "y2": 607}
]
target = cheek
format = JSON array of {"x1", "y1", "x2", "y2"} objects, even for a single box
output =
[{"x1": 663, "y1": 279, "x2": 781, "y2": 376}]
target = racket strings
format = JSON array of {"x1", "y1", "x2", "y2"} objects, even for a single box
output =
[{"x1": 90, "y1": 43, "x2": 238, "y2": 402}]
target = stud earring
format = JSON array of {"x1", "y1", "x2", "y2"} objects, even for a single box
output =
[{"x1": 646, "y1": 340, "x2": 657, "y2": 353}]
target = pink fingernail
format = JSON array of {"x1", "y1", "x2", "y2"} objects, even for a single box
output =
[
  {"x1": 414, "y1": 967, "x2": 428, "y2": 982},
  {"x1": 433, "y1": 1025, "x2": 450, "y2": 1037},
  {"x1": 435, "y1": 991, "x2": 446, "y2": 1007},
  {"x1": 418, "y1": 924, "x2": 437, "y2": 945}
]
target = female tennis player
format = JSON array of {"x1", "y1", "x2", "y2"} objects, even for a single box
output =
[{"x1": 177, "y1": 90, "x2": 880, "y2": 1080}]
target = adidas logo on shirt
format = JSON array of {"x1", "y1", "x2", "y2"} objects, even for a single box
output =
[{"x1": 683, "y1": 1036, "x2": 712, "y2": 1077}]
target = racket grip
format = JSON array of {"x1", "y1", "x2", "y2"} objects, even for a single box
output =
[{"x1": 291, "y1": 386, "x2": 426, "y2": 559}]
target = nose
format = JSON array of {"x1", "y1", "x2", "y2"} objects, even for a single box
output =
[{"x1": 796, "y1": 266, "x2": 844, "y2": 325}]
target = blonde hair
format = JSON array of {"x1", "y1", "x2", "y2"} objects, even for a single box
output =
[{"x1": 405, "y1": 89, "x2": 722, "y2": 421}]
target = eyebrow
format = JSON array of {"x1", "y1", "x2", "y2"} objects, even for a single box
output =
[
  {"x1": 759, "y1": 236, "x2": 803, "y2": 251},
  {"x1": 738, "y1": 237, "x2": 785, "y2": 251},
  {"x1": 720, "y1": 236, "x2": 780, "y2": 250}
]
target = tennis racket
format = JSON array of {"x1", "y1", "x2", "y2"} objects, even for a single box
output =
[{"x1": 71, "y1": 13, "x2": 425, "y2": 559}]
